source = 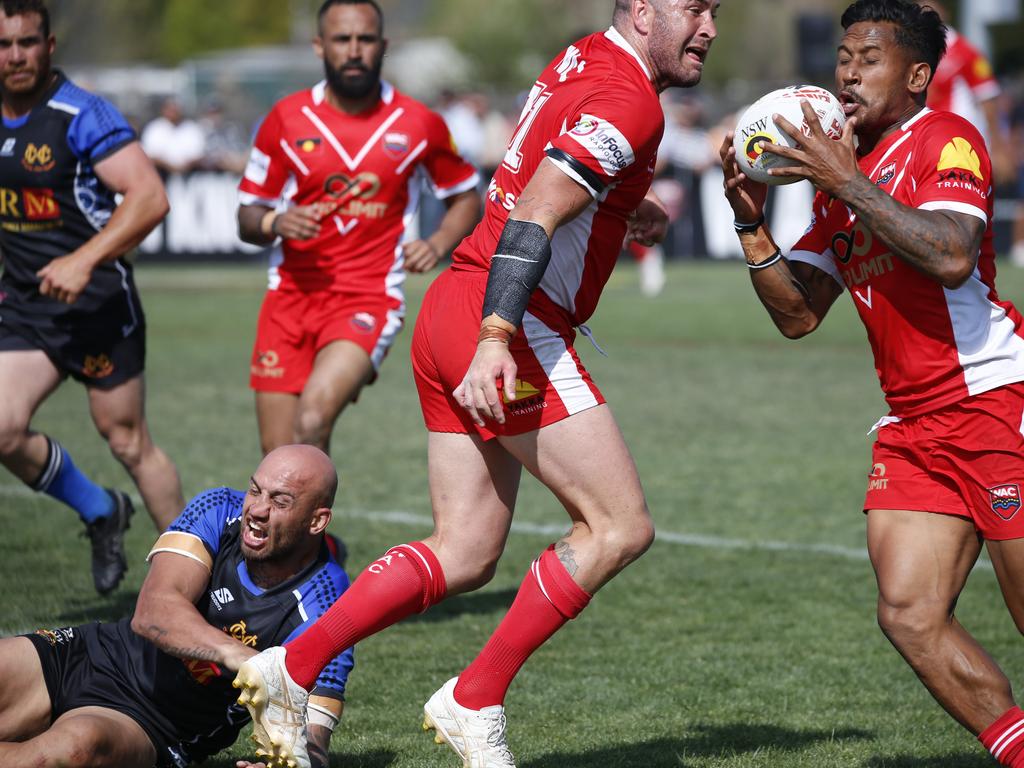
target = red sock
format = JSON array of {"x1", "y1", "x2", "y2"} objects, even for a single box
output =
[
  {"x1": 284, "y1": 542, "x2": 446, "y2": 689},
  {"x1": 454, "y1": 545, "x2": 591, "y2": 709},
  {"x1": 981, "y1": 706, "x2": 1024, "y2": 767}
]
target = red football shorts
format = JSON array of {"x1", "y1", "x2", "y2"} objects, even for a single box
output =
[
  {"x1": 250, "y1": 288, "x2": 404, "y2": 394},
  {"x1": 864, "y1": 382, "x2": 1024, "y2": 540},
  {"x1": 411, "y1": 268, "x2": 605, "y2": 439}
]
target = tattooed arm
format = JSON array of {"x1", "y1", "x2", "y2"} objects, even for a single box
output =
[{"x1": 132, "y1": 552, "x2": 257, "y2": 673}]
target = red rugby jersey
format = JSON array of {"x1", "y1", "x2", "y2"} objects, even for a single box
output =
[
  {"x1": 454, "y1": 27, "x2": 663, "y2": 327},
  {"x1": 789, "y1": 109, "x2": 1024, "y2": 418},
  {"x1": 926, "y1": 29, "x2": 1000, "y2": 140},
  {"x1": 239, "y1": 81, "x2": 479, "y2": 293}
]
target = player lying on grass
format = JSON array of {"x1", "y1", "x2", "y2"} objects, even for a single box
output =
[{"x1": 0, "y1": 444, "x2": 353, "y2": 768}]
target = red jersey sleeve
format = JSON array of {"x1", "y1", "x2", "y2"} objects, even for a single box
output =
[
  {"x1": 238, "y1": 105, "x2": 290, "y2": 207},
  {"x1": 909, "y1": 113, "x2": 991, "y2": 224},
  {"x1": 546, "y1": 91, "x2": 663, "y2": 198},
  {"x1": 420, "y1": 109, "x2": 479, "y2": 199},
  {"x1": 787, "y1": 190, "x2": 844, "y2": 285}
]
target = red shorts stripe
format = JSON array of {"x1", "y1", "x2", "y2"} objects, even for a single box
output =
[
  {"x1": 251, "y1": 289, "x2": 404, "y2": 394},
  {"x1": 411, "y1": 269, "x2": 604, "y2": 439},
  {"x1": 864, "y1": 382, "x2": 1024, "y2": 539}
]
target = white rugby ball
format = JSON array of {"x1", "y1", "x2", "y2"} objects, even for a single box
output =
[{"x1": 732, "y1": 85, "x2": 846, "y2": 186}]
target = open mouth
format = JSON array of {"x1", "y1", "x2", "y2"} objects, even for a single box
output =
[
  {"x1": 685, "y1": 47, "x2": 707, "y2": 64},
  {"x1": 839, "y1": 91, "x2": 861, "y2": 115},
  {"x1": 242, "y1": 518, "x2": 269, "y2": 549}
]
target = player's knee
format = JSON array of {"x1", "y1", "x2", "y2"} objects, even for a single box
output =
[
  {"x1": 294, "y1": 407, "x2": 333, "y2": 446},
  {"x1": 44, "y1": 718, "x2": 116, "y2": 767},
  {"x1": 104, "y1": 426, "x2": 146, "y2": 468},
  {"x1": 876, "y1": 598, "x2": 945, "y2": 650},
  {"x1": 599, "y1": 510, "x2": 655, "y2": 568},
  {"x1": 0, "y1": 413, "x2": 32, "y2": 457}
]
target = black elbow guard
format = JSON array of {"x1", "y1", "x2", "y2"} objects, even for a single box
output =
[{"x1": 482, "y1": 220, "x2": 553, "y2": 328}]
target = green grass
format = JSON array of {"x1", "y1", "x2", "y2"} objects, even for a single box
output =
[{"x1": 4, "y1": 260, "x2": 1024, "y2": 767}]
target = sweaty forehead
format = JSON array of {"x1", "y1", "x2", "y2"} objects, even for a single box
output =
[{"x1": 840, "y1": 21, "x2": 901, "y2": 53}]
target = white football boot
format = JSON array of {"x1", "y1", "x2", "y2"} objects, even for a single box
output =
[
  {"x1": 423, "y1": 677, "x2": 517, "y2": 768},
  {"x1": 233, "y1": 647, "x2": 310, "y2": 768}
]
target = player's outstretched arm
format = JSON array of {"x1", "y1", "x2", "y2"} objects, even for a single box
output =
[
  {"x1": 36, "y1": 143, "x2": 168, "y2": 304},
  {"x1": 718, "y1": 130, "x2": 843, "y2": 338},
  {"x1": 454, "y1": 159, "x2": 594, "y2": 426},
  {"x1": 132, "y1": 552, "x2": 257, "y2": 673},
  {"x1": 762, "y1": 102, "x2": 983, "y2": 289},
  {"x1": 403, "y1": 189, "x2": 481, "y2": 273}
]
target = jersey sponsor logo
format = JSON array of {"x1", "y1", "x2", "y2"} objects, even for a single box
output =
[
  {"x1": 502, "y1": 378, "x2": 546, "y2": 416},
  {"x1": 989, "y1": 483, "x2": 1021, "y2": 521},
  {"x1": 210, "y1": 587, "x2": 235, "y2": 610},
  {"x1": 567, "y1": 114, "x2": 635, "y2": 176},
  {"x1": 22, "y1": 142, "x2": 54, "y2": 172},
  {"x1": 867, "y1": 463, "x2": 889, "y2": 491},
  {"x1": 382, "y1": 131, "x2": 410, "y2": 159},
  {"x1": 350, "y1": 311, "x2": 376, "y2": 334},
  {"x1": 937, "y1": 137, "x2": 983, "y2": 181},
  {"x1": 936, "y1": 168, "x2": 986, "y2": 197},
  {"x1": 225, "y1": 619, "x2": 259, "y2": 647},
  {"x1": 555, "y1": 44, "x2": 586, "y2": 83},
  {"x1": 23, "y1": 188, "x2": 60, "y2": 220},
  {"x1": 875, "y1": 162, "x2": 896, "y2": 185},
  {"x1": 296, "y1": 137, "x2": 322, "y2": 153},
  {"x1": 0, "y1": 138, "x2": 15, "y2": 157},
  {"x1": 35, "y1": 627, "x2": 74, "y2": 645},
  {"x1": 252, "y1": 349, "x2": 285, "y2": 379},
  {"x1": 82, "y1": 354, "x2": 114, "y2": 379},
  {"x1": 487, "y1": 178, "x2": 518, "y2": 212},
  {"x1": 974, "y1": 58, "x2": 993, "y2": 79},
  {"x1": 320, "y1": 172, "x2": 387, "y2": 219},
  {"x1": 183, "y1": 658, "x2": 223, "y2": 685},
  {"x1": 244, "y1": 147, "x2": 271, "y2": 186}
]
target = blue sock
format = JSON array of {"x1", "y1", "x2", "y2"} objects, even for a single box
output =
[{"x1": 31, "y1": 437, "x2": 114, "y2": 524}]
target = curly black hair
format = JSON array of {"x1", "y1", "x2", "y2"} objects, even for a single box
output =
[{"x1": 840, "y1": 0, "x2": 946, "y2": 76}]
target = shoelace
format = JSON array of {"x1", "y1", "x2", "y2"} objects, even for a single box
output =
[{"x1": 485, "y1": 712, "x2": 515, "y2": 762}]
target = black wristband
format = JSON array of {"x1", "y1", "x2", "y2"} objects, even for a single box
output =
[
  {"x1": 734, "y1": 215, "x2": 765, "y2": 234},
  {"x1": 747, "y1": 249, "x2": 783, "y2": 270}
]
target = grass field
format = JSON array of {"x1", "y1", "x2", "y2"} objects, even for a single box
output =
[{"x1": 3, "y1": 260, "x2": 1024, "y2": 767}]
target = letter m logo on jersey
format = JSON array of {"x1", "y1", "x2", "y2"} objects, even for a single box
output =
[
  {"x1": 989, "y1": 484, "x2": 1022, "y2": 521},
  {"x1": 23, "y1": 188, "x2": 59, "y2": 220}
]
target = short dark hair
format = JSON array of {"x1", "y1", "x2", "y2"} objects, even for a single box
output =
[
  {"x1": 0, "y1": 0, "x2": 49, "y2": 38},
  {"x1": 317, "y1": 0, "x2": 384, "y2": 35},
  {"x1": 841, "y1": 0, "x2": 946, "y2": 78}
]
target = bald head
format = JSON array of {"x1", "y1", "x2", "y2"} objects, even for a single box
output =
[{"x1": 258, "y1": 444, "x2": 338, "y2": 510}]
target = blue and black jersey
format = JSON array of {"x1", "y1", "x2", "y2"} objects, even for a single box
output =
[{"x1": 0, "y1": 70, "x2": 141, "y2": 322}]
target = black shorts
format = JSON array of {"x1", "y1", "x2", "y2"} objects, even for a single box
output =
[
  {"x1": 0, "y1": 307, "x2": 146, "y2": 390},
  {"x1": 25, "y1": 625, "x2": 187, "y2": 768}
]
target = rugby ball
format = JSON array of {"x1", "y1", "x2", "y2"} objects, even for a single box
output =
[{"x1": 732, "y1": 85, "x2": 846, "y2": 185}]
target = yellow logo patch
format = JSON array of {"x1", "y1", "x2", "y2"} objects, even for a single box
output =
[
  {"x1": 937, "y1": 137, "x2": 983, "y2": 180},
  {"x1": 502, "y1": 378, "x2": 540, "y2": 403}
]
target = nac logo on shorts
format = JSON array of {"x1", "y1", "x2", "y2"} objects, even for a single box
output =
[
  {"x1": 989, "y1": 484, "x2": 1022, "y2": 521},
  {"x1": 350, "y1": 312, "x2": 376, "y2": 334},
  {"x1": 82, "y1": 354, "x2": 114, "y2": 379}
]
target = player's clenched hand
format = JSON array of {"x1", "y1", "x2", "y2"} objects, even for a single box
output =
[
  {"x1": 273, "y1": 205, "x2": 320, "y2": 241},
  {"x1": 402, "y1": 238, "x2": 442, "y2": 273},
  {"x1": 760, "y1": 100, "x2": 860, "y2": 197},
  {"x1": 36, "y1": 252, "x2": 95, "y2": 304},
  {"x1": 454, "y1": 340, "x2": 517, "y2": 426},
  {"x1": 626, "y1": 196, "x2": 669, "y2": 247},
  {"x1": 719, "y1": 131, "x2": 767, "y2": 225}
]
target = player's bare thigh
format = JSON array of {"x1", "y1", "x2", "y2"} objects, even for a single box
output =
[
  {"x1": 300, "y1": 339, "x2": 374, "y2": 414},
  {"x1": 500, "y1": 403, "x2": 653, "y2": 592},
  {"x1": 0, "y1": 706, "x2": 156, "y2": 768},
  {"x1": 867, "y1": 509, "x2": 981, "y2": 612},
  {"x1": 0, "y1": 637, "x2": 52, "y2": 740},
  {"x1": 256, "y1": 391, "x2": 299, "y2": 455},
  {"x1": 985, "y1": 538, "x2": 1024, "y2": 634},
  {"x1": 0, "y1": 349, "x2": 63, "y2": 428},
  {"x1": 422, "y1": 430, "x2": 522, "y2": 594}
]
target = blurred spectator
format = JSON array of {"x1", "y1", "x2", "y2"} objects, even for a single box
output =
[
  {"x1": 140, "y1": 97, "x2": 206, "y2": 175},
  {"x1": 438, "y1": 89, "x2": 484, "y2": 167},
  {"x1": 471, "y1": 93, "x2": 513, "y2": 181},
  {"x1": 915, "y1": 0, "x2": 1015, "y2": 184},
  {"x1": 198, "y1": 99, "x2": 248, "y2": 175}
]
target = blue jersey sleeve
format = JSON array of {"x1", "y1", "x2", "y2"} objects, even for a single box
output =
[
  {"x1": 168, "y1": 487, "x2": 245, "y2": 559},
  {"x1": 64, "y1": 90, "x2": 137, "y2": 163},
  {"x1": 285, "y1": 561, "x2": 354, "y2": 699}
]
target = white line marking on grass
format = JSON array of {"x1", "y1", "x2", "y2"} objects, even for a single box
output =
[{"x1": 0, "y1": 486, "x2": 993, "y2": 571}]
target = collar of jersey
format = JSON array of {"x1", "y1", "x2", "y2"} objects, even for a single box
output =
[
  {"x1": 235, "y1": 542, "x2": 331, "y2": 597},
  {"x1": 2, "y1": 68, "x2": 65, "y2": 128},
  {"x1": 604, "y1": 26, "x2": 652, "y2": 81}
]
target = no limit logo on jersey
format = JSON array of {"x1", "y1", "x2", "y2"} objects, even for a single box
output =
[{"x1": 990, "y1": 484, "x2": 1021, "y2": 521}]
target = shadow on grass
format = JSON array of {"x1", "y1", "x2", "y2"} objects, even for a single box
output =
[
  {"x1": 863, "y1": 753, "x2": 992, "y2": 768},
  {"x1": 54, "y1": 590, "x2": 140, "y2": 625},
  {"x1": 405, "y1": 588, "x2": 518, "y2": 623},
  {"x1": 521, "y1": 724, "x2": 873, "y2": 767},
  {"x1": 201, "y1": 749, "x2": 396, "y2": 768}
]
